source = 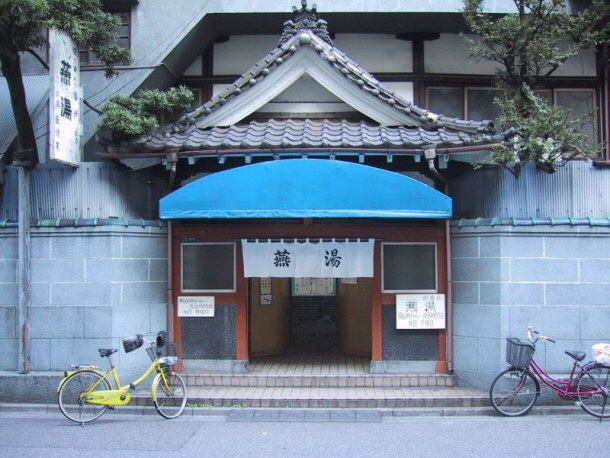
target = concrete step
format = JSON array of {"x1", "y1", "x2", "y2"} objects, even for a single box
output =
[
  {"x1": 131, "y1": 372, "x2": 489, "y2": 409},
  {"x1": 133, "y1": 384, "x2": 488, "y2": 409},
  {"x1": 181, "y1": 373, "x2": 457, "y2": 388}
]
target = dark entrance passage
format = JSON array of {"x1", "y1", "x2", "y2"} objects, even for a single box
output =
[
  {"x1": 249, "y1": 277, "x2": 372, "y2": 359},
  {"x1": 290, "y1": 293, "x2": 338, "y2": 352}
]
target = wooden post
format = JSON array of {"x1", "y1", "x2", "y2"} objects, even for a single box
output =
[{"x1": 17, "y1": 163, "x2": 31, "y2": 374}]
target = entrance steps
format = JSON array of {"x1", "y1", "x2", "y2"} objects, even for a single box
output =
[{"x1": 133, "y1": 372, "x2": 489, "y2": 409}]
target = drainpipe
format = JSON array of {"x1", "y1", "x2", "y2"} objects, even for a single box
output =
[
  {"x1": 423, "y1": 145, "x2": 453, "y2": 372},
  {"x1": 604, "y1": 56, "x2": 610, "y2": 162},
  {"x1": 165, "y1": 152, "x2": 178, "y2": 189},
  {"x1": 167, "y1": 221, "x2": 174, "y2": 342},
  {"x1": 444, "y1": 217, "x2": 453, "y2": 373}
]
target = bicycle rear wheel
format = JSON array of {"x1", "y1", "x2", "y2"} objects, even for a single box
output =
[
  {"x1": 153, "y1": 371, "x2": 187, "y2": 419},
  {"x1": 577, "y1": 364, "x2": 610, "y2": 419},
  {"x1": 58, "y1": 370, "x2": 111, "y2": 423},
  {"x1": 490, "y1": 368, "x2": 538, "y2": 416}
]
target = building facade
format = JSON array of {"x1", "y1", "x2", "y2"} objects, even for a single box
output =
[{"x1": 1, "y1": 1, "x2": 608, "y2": 399}]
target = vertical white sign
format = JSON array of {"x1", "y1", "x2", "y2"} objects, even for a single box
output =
[
  {"x1": 396, "y1": 294, "x2": 446, "y2": 329},
  {"x1": 49, "y1": 29, "x2": 81, "y2": 166}
]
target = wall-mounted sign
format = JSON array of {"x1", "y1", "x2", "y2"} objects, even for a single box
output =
[
  {"x1": 260, "y1": 278, "x2": 272, "y2": 294},
  {"x1": 49, "y1": 29, "x2": 81, "y2": 166},
  {"x1": 177, "y1": 296, "x2": 215, "y2": 317},
  {"x1": 292, "y1": 277, "x2": 335, "y2": 296},
  {"x1": 396, "y1": 294, "x2": 446, "y2": 329}
]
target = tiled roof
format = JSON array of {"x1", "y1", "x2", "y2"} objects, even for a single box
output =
[
  {"x1": 114, "y1": 1, "x2": 512, "y2": 156},
  {"x1": 177, "y1": 21, "x2": 494, "y2": 134},
  {"x1": 134, "y1": 118, "x2": 510, "y2": 152}
]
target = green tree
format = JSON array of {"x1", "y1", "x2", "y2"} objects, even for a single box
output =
[
  {"x1": 0, "y1": 0, "x2": 131, "y2": 168},
  {"x1": 462, "y1": 0, "x2": 609, "y2": 177},
  {"x1": 99, "y1": 86, "x2": 195, "y2": 140}
]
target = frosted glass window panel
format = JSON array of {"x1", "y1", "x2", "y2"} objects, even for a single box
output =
[
  {"x1": 427, "y1": 87, "x2": 464, "y2": 119},
  {"x1": 182, "y1": 243, "x2": 235, "y2": 292},
  {"x1": 467, "y1": 88, "x2": 501, "y2": 123},
  {"x1": 555, "y1": 89, "x2": 597, "y2": 140},
  {"x1": 382, "y1": 243, "x2": 437, "y2": 292}
]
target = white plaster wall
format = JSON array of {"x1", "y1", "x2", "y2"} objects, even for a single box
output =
[
  {"x1": 333, "y1": 35, "x2": 413, "y2": 73},
  {"x1": 213, "y1": 34, "x2": 412, "y2": 76},
  {"x1": 425, "y1": 34, "x2": 501, "y2": 75},
  {"x1": 426, "y1": 33, "x2": 597, "y2": 77}
]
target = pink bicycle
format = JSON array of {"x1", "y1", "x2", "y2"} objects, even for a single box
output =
[{"x1": 490, "y1": 326, "x2": 610, "y2": 419}]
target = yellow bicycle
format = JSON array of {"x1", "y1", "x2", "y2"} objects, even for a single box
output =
[{"x1": 57, "y1": 331, "x2": 187, "y2": 423}]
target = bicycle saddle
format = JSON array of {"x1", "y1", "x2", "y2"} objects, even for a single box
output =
[
  {"x1": 98, "y1": 348, "x2": 118, "y2": 358},
  {"x1": 565, "y1": 350, "x2": 586, "y2": 361}
]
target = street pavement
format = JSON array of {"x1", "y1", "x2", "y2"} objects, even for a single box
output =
[{"x1": 0, "y1": 405, "x2": 608, "y2": 457}]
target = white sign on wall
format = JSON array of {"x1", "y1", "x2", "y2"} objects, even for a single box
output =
[
  {"x1": 49, "y1": 29, "x2": 82, "y2": 166},
  {"x1": 396, "y1": 294, "x2": 446, "y2": 329},
  {"x1": 177, "y1": 296, "x2": 215, "y2": 317}
]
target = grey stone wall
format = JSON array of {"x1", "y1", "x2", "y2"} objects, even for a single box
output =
[
  {"x1": 1, "y1": 224, "x2": 168, "y2": 385},
  {"x1": 451, "y1": 223, "x2": 610, "y2": 389}
]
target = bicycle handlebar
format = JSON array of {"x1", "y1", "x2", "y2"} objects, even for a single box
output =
[{"x1": 527, "y1": 326, "x2": 556, "y2": 344}]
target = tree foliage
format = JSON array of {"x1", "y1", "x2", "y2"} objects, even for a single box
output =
[
  {"x1": 0, "y1": 0, "x2": 132, "y2": 167},
  {"x1": 462, "y1": 0, "x2": 609, "y2": 176},
  {"x1": 99, "y1": 86, "x2": 195, "y2": 139}
]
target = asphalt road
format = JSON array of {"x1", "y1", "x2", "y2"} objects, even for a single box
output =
[{"x1": 1, "y1": 409, "x2": 608, "y2": 457}]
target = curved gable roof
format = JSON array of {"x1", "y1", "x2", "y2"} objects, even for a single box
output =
[
  {"x1": 177, "y1": 13, "x2": 495, "y2": 134},
  {"x1": 110, "y1": 2, "x2": 513, "y2": 160}
]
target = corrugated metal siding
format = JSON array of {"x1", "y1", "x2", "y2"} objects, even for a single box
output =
[
  {"x1": 3, "y1": 160, "x2": 608, "y2": 222},
  {"x1": 450, "y1": 161, "x2": 610, "y2": 219},
  {"x1": 1, "y1": 162, "x2": 166, "y2": 221}
]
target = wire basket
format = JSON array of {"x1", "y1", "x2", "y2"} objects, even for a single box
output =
[
  {"x1": 146, "y1": 342, "x2": 177, "y2": 365},
  {"x1": 506, "y1": 337, "x2": 535, "y2": 369}
]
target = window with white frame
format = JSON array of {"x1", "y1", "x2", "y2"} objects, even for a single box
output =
[
  {"x1": 382, "y1": 243, "x2": 437, "y2": 293},
  {"x1": 181, "y1": 243, "x2": 236, "y2": 292}
]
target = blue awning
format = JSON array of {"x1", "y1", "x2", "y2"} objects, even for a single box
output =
[{"x1": 160, "y1": 159, "x2": 452, "y2": 219}]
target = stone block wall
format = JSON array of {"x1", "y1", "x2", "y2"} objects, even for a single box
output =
[
  {"x1": 0, "y1": 224, "x2": 168, "y2": 383},
  {"x1": 451, "y1": 223, "x2": 610, "y2": 389}
]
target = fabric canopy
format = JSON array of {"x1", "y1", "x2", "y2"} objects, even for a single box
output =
[{"x1": 159, "y1": 159, "x2": 451, "y2": 219}]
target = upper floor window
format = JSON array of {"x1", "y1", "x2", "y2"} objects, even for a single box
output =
[
  {"x1": 79, "y1": 10, "x2": 131, "y2": 66},
  {"x1": 426, "y1": 86, "x2": 599, "y2": 143}
]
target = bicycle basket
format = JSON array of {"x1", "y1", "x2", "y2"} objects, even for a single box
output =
[
  {"x1": 122, "y1": 334, "x2": 144, "y2": 353},
  {"x1": 146, "y1": 341, "x2": 177, "y2": 366},
  {"x1": 506, "y1": 338, "x2": 535, "y2": 368}
]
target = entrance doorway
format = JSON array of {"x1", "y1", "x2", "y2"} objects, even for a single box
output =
[{"x1": 248, "y1": 278, "x2": 372, "y2": 359}]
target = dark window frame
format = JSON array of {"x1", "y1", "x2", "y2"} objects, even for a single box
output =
[
  {"x1": 425, "y1": 85, "x2": 599, "y2": 143},
  {"x1": 181, "y1": 242, "x2": 236, "y2": 293},
  {"x1": 381, "y1": 242, "x2": 438, "y2": 293},
  {"x1": 79, "y1": 9, "x2": 131, "y2": 67}
]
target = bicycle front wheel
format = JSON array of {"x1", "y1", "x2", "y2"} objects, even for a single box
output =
[
  {"x1": 153, "y1": 371, "x2": 187, "y2": 419},
  {"x1": 58, "y1": 370, "x2": 111, "y2": 423},
  {"x1": 490, "y1": 368, "x2": 538, "y2": 416},
  {"x1": 577, "y1": 364, "x2": 610, "y2": 419}
]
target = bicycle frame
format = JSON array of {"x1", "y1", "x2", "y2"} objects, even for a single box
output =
[
  {"x1": 526, "y1": 357, "x2": 595, "y2": 400},
  {"x1": 58, "y1": 355, "x2": 172, "y2": 407}
]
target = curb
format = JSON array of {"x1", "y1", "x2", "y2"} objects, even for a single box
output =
[{"x1": 0, "y1": 403, "x2": 590, "y2": 420}]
